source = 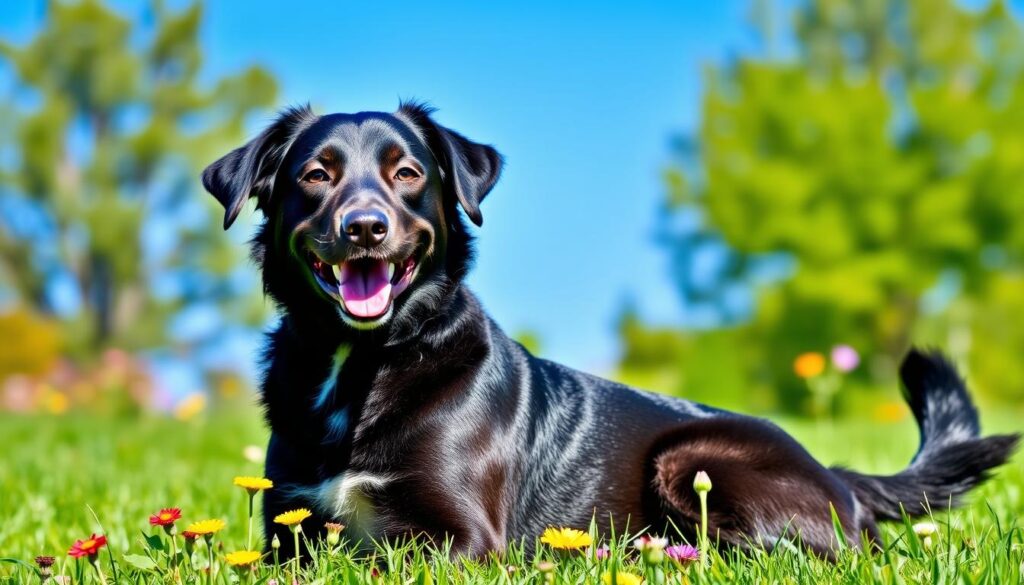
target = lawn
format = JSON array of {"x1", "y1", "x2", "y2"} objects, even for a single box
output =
[{"x1": 0, "y1": 404, "x2": 1021, "y2": 583}]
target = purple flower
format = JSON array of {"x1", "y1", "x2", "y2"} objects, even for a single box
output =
[
  {"x1": 665, "y1": 544, "x2": 700, "y2": 564},
  {"x1": 595, "y1": 545, "x2": 610, "y2": 560},
  {"x1": 831, "y1": 345, "x2": 860, "y2": 373}
]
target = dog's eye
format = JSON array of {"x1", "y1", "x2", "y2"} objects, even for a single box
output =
[
  {"x1": 395, "y1": 167, "x2": 419, "y2": 182},
  {"x1": 303, "y1": 169, "x2": 330, "y2": 183}
]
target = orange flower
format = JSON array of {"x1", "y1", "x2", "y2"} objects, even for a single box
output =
[
  {"x1": 149, "y1": 508, "x2": 182, "y2": 527},
  {"x1": 793, "y1": 352, "x2": 826, "y2": 378},
  {"x1": 68, "y1": 534, "x2": 107, "y2": 558}
]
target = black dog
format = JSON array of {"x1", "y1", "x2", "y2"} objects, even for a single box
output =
[{"x1": 202, "y1": 103, "x2": 1018, "y2": 558}]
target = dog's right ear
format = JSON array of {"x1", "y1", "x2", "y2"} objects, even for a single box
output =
[{"x1": 202, "y1": 105, "x2": 317, "y2": 229}]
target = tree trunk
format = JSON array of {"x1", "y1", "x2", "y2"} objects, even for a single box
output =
[{"x1": 89, "y1": 252, "x2": 114, "y2": 347}]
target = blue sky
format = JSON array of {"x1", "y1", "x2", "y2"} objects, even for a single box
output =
[{"x1": 1, "y1": 0, "x2": 760, "y2": 376}]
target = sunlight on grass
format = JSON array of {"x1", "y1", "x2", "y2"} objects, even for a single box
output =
[{"x1": 0, "y1": 410, "x2": 1020, "y2": 583}]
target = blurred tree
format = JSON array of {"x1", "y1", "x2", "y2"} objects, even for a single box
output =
[
  {"x1": 631, "y1": 0, "x2": 1024, "y2": 412},
  {"x1": 0, "y1": 1, "x2": 276, "y2": 356},
  {"x1": 512, "y1": 330, "x2": 544, "y2": 356}
]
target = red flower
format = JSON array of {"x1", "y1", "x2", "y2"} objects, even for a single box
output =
[
  {"x1": 149, "y1": 507, "x2": 182, "y2": 527},
  {"x1": 182, "y1": 531, "x2": 199, "y2": 540},
  {"x1": 68, "y1": 534, "x2": 107, "y2": 558}
]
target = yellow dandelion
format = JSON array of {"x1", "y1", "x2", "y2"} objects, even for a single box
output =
[
  {"x1": 274, "y1": 508, "x2": 312, "y2": 527},
  {"x1": 185, "y1": 519, "x2": 226, "y2": 536},
  {"x1": 540, "y1": 526, "x2": 593, "y2": 550},
  {"x1": 602, "y1": 571, "x2": 644, "y2": 585},
  {"x1": 225, "y1": 550, "x2": 261, "y2": 567},
  {"x1": 233, "y1": 476, "x2": 273, "y2": 492}
]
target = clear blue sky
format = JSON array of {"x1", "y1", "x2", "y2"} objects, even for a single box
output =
[{"x1": 1, "y1": 0, "x2": 760, "y2": 376}]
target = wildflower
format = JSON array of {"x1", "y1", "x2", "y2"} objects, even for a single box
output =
[
  {"x1": 634, "y1": 535, "x2": 667, "y2": 564},
  {"x1": 35, "y1": 556, "x2": 56, "y2": 579},
  {"x1": 43, "y1": 390, "x2": 69, "y2": 414},
  {"x1": 275, "y1": 509, "x2": 311, "y2": 582},
  {"x1": 270, "y1": 533, "x2": 282, "y2": 582},
  {"x1": 149, "y1": 507, "x2": 182, "y2": 528},
  {"x1": 225, "y1": 550, "x2": 261, "y2": 567},
  {"x1": 536, "y1": 560, "x2": 555, "y2": 584},
  {"x1": 913, "y1": 521, "x2": 938, "y2": 551},
  {"x1": 793, "y1": 352, "x2": 826, "y2": 378},
  {"x1": 185, "y1": 519, "x2": 226, "y2": 537},
  {"x1": 633, "y1": 535, "x2": 668, "y2": 550},
  {"x1": 830, "y1": 345, "x2": 860, "y2": 372},
  {"x1": 233, "y1": 476, "x2": 274, "y2": 494},
  {"x1": 273, "y1": 508, "x2": 312, "y2": 527},
  {"x1": 182, "y1": 531, "x2": 199, "y2": 555},
  {"x1": 665, "y1": 544, "x2": 700, "y2": 565},
  {"x1": 693, "y1": 471, "x2": 712, "y2": 494},
  {"x1": 325, "y1": 522, "x2": 345, "y2": 546},
  {"x1": 235, "y1": 477, "x2": 273, "y2": 550},
  {"x1": 174, "y1": 392, "x2": 207, "y2": 421},
  {"x1": 601, "y1": 570, "x2": 643, "y2": 585},
  {"x1": 913, "y1": 521, "x2": 937, "y2": 537},
  {"x1": 68, "y1": 535, "x2": 109, "y2": 584},
  {"x1": 242, "y1": 445, "x2": 265, "y2": 463},
  {"x1": 540, "y1": 527, "x2": 593, "y2": 550},
  {"x1": 693, "y1": 470, "x2": 712, "y2": 571},
  {"x1": 595, "y1": 545, "x2": 610, "y2": 560},
  {"x1": 67, "y1": 534, "x2": 107, "y2": 559}
]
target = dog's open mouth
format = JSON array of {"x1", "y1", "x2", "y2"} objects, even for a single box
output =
[{"x1": 308, "y1": 254, "x2": 417, "y2": 320}]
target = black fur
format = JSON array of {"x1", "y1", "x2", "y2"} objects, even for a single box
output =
[
  {"x1": 201, "y1": 104, "x2": 1019, "y2": 559},
  {"x1": 831, "y1": 350, "x2": 1020, "y2": 521}
]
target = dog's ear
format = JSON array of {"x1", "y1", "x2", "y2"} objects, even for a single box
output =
[
  {"x1": 399, "y1": 102, "x2": 503, "y2": 227},
  {"x1": 202, "y1": 105, "x2": 317, "y2": 229}
]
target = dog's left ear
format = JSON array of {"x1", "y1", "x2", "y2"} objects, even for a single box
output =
[
  {"x1": 399, "y1": 103, "x2": 503, "y2": 227},
  {"x1": 202, "y1": 105, "x2": 317, "y2": 229}
]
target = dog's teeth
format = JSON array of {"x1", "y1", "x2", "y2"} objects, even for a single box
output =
[
  {"x1": 388, "y1": 263, "x2": 396, "y2": 280},
  {"x1": 332, "y1": 264, "x2": 342, "y2": 282}
]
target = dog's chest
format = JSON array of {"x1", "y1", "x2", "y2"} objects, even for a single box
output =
[
  {"x1": 309, "y1": 343, "x2": 390, "y2": 536},
  {"x1": 311, "y1": 471, "x2": 393, "y2": 538}
]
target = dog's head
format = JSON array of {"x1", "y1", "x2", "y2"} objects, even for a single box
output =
[{"x1": 202, "y1": 103, "x2": 502, "y2": 332}]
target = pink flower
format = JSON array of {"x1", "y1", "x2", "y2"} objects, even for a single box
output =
[
  {"x1": 831, "y1": 345, "x2": 860, "y2": 372},
  {"x1": 665, "y1": 544, "x2": 700, "y2": 564},
  {"x1": 595, "y1": 545, "x2": 610, "y2": 560}
]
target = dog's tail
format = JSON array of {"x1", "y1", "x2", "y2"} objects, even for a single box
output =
[{"x1": 832, "y1": 348, "x2": 1019, "y2": 521}]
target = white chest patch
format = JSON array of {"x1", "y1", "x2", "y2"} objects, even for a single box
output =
[
  {"x1": 313, "y1": 471, "x2": 393, "y2": 537},
  {"x1": 314, "y1": 343, "x2": 351, "y2": 411}
]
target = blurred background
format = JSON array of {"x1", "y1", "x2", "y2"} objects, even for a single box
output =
[{"x1": 2, "y1": 0, "x2": 1023, "y2": 424}]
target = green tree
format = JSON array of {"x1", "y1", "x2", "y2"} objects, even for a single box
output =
[
  {"x1": 0, "y1": 1, "x2": 276, "y2": 356},
  {"x1": 634, "y1": 0, "x2": 1024, "y2": 412}
]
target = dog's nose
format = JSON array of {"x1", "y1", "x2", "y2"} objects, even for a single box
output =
[{"x1": 342, "y1": 209, "x2": 389, "y2": 248}]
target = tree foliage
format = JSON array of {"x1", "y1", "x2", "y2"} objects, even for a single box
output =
[
  {"x1": 0, "y1": 1, "x2": 277, "y2": 358},
  {"x1": 626, "y1": 0, "x2": 1024, "y2": 412}
]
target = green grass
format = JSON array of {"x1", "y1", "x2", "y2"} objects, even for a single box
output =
[{"x1": 0, "y1": 406, "x2": 1021, "y2": 583}]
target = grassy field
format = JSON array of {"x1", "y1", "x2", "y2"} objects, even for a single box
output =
[{"x1": 0, "y1": 405, "x2": 1021, "y2": 583}]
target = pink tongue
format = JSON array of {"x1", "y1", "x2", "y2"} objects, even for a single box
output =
[{"x1": 338, "y1": 260, "x2": 392, "y2": 318}]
